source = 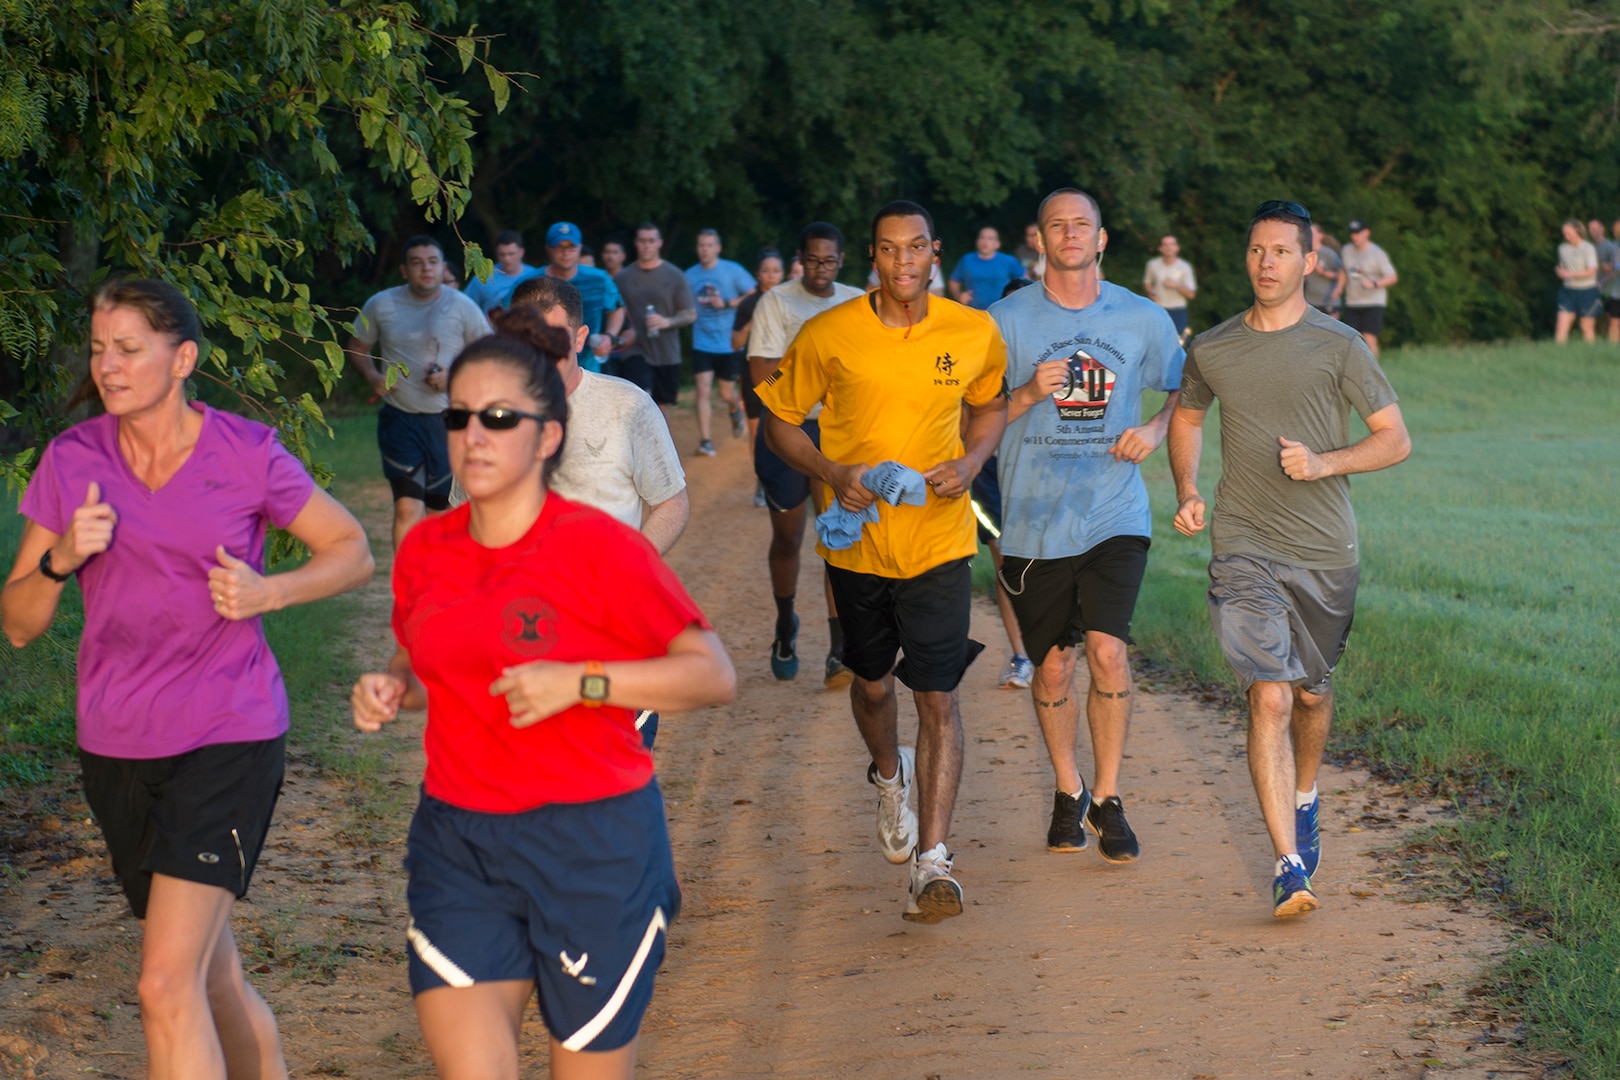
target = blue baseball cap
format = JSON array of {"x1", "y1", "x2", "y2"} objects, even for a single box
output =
[{"x1": 546, "y1": 222, "x2": 583, "y2": 247}]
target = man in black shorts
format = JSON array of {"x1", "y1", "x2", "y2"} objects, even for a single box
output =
[
  {"x1": 613, "y1": 223, "x2": 696, "y2": 420},
  {"x1": 1169, "y1": 199, "x2": 1411, "y2": 917}
]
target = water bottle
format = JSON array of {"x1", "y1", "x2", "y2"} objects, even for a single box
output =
[{"x1": 645, "y1": 304, "x2": 659, "y2": 339}]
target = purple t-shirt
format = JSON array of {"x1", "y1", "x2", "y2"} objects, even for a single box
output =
[{"x1": 19, "y1": 405, "x2": 316, "y2": 758}]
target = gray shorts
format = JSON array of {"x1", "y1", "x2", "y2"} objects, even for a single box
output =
[{"x1": 1207, "y1": 554, "x2": 1359, "y2": 694}]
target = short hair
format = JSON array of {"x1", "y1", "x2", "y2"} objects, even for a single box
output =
[
  {"x1": 978, "y1": 226, "x2": 1000, "y2": 239},
  {"x1": 799, "y1": 221, "x2": 844, "y2": 253},
  {"x1": 92, "y1": 278, "x2": 201, "y2": 346},
  {"x1": 494, "y1": 230, "x2": 524, "y2": 249},
  {"x1": 510, "y1": 275, "x2": 584, "y2": 332},
  {"x1": 1563, "y1": 218, "x2": 1584, "y2": 233},
  {"x1": 870, "y1": 200, "x2": 935, "y2": 249},
  {"x1": 635, "y1": 222, "x2": 661, "y2": 238},
  {"x1": 1037, "y1": 188, "x2": 1102, "y2": 230},
  {"x1": 697, "y1": 228, "x2": 721, "y2": 244},
  {"x1": 448, "y1": 323, "x2": 571, "y2": 481},
  {"x1": 756, "y1": 247, "x2": 784, "y2": 271},
  {"x1": 1248, "y1": 204, "x2": 1313, "y2": 253},
  {"x1": 401, "y1": 235, "x2": 444, "y2": 260}
]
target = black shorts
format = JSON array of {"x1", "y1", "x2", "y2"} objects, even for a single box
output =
[
  {"x1": 692, "y1": 349, "x2": 742, "y2": 381},
  {"x1": 998, "y1": 536, "x2": 1150, "y2": 663},
  {"x1": 754, "y1": 418, "x2": 819, "y2": 512},
  {"x1": 825, "y1": 557, "x2": 984, "y2": 692},
  {"x1": 969, "y1": 456, "x2": 1002, "y2": 547},
  {"x1": 1606, "y1": 296, "x2": 1620, "y2": 319},
  {"x1": 1342, "y1": 305, "x2": 1385, "y2": 337},
  {"x1": 741, "y1": 377, "x2": 764, "y2": 420},
  {"x1": 619, "y1": 355, "x2": 681, "y2": 406},
  {"x1": 378, "y1": 404, "x2": 452, "y2": 509},
  {"x1": 80, "y1": 736, "x2": 286, "y2": 919}
]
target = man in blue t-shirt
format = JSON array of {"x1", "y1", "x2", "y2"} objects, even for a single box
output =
[
  {"x1": 990, "y1": 188, "x2": 1183, "y2": 867},
  {"x1": 684, "y1": 229, "x2": 756, "y2": 454},
  {"x1": 542, "y1": 221, "x2": 625, "y2": 374},
  {"x1": 949, "y1": 227, "x2": 1028, "y2": 309},
  {"x1": 462, "y1": 229, "x2": 543, "y2": 313}
]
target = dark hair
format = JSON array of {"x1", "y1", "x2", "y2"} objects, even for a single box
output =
[
  {"x1": 1037, "y1": 187, "x2": 1103, "y2": 230},
  {"x1": 799, "y1": 221, "x2": 844, "y2": 254},
  {"x1": 447, "y1": 320, "x2": 572, "y2": 481},
  {"x1": 756, "y1": 247, "x2": 784, "y2": 272},
  {"x1": 494, "y1": 230, "x2": 524, "y2": 249},
  {"x1": 92, "y1": 278, "x2": 201, "y2": 346},
  {"x1": 697, "y1": 227, "x2": 720, "y2": 244},
  {"x1": 402, "y1": 235, "x2": 444, "y2": 260},
  {"x1": 1001, "y1": 278, "x2": 1031, "y2": 299},
  {"x1": 635, "y1": 222, "x2": 661, "y2": 238},
  {"x1": 509, "y1": 275, "x2": 585, "y2": 332},
  {"x1": 870, "y1": 201, "x2": 935, "y2": 250},
  {"x1": 1247, "y1": 206, "x2": 1313, "y2": 253}
]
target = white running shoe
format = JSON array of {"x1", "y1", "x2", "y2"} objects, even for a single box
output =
[
  {"x1": 999, "y1": 653, "x2": 1034, "y2": 689},
  {"x1": 867, "y1": 746, "x2": 918, "y2": 864},
  {"x1": 904, "y1": 843, "x2": 963, "y2": 923}
]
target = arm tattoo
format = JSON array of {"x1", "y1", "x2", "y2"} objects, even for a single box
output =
[
  {"x1": 1035, "y1": 695, "x2": 1070, "y2": 709},
  {"x1": 1090, "y1": 686, "x2": 1133, "y2": 699}
]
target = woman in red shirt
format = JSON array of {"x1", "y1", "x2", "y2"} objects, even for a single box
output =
[{"x1": 350, "y1": 315, "x2": 734, "y2": 1079}]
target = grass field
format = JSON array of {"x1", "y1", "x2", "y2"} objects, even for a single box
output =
[{"x1": 1134, "y1": 340, "x2": 1620, "y2": 1074}]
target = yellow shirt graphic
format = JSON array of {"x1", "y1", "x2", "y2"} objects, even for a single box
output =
[{"x1": 758, "y1": 295, "x2": 1007, "y2": 578}]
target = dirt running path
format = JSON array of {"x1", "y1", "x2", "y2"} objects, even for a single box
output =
[{"x1": 0, "y1": 400, "x2": 1520, "y2": 1078}]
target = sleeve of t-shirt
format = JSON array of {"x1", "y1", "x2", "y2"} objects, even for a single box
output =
[
  {"x1": 462, "y1": 295, "x2": 494, "y2": 345},
  {"x1": 756, "y1": 323, "x2": 832, "y2": 425},
  {"x1": 603, "y1": 274, "x2": 624, "y2": 312},
  {"x1": 17, "y1": 438, "x2": 68, "y2": 536},
  {"x1": 949, "y1": 255, "x2": 970, "y2": 285},
  {"x1": 630, "y1": 393, "x2": 687, "y2": 508},
  {"x1": 673, "y1": 271, "x2": 695, "y2": 315},
  {"x1": 594, "y1": 524, "x2": 712, "y2": 654},
  {"x1": 1144, "y1": 309, "x2": 1187, "y2": 394},
  {"x1": 1178, "y1": 348, "x2": 1214, "y2": 411},
  {"x1": 730, "y1": 264, "x2": 757, "y2": 296},
  {"x1": 1184, "y1": 263, "x2": 1199, "y2": 292},
  {"x1": 352, "y1": 294, "x2": 383, "y2": 346},
  {"x1": 1338, "y1": 340, "x2": 1399, "y2": 421},
  {"x1": 748, "y1": 290, "x2": 789, "y2": 358},
  {"x1": 260, "y1": 432, "x2": 318, "y2": 530},
  {"x1": 1377, "y1": 249, "x2": 1396, "y2": 279},
  {"x1": 964, "y1": 317, "x2": 1009, "y2": 408}
]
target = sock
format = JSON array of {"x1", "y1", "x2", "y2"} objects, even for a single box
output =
[
  {"x1": 1296, "y1": 785, "x2": 1318, "y2": 810},
  {"x1": 1069, "y1": 787, "x2": 1087, "y2": 802},
  {"x1": 827, "y1": 616, "x2": 844, "y2": 658},
  {"x1": 1276, "y1": 854, "x2": 1307, "y2": 876},
  {"x1": 774, "y1": 595, "x2": 796, "y2": 643},
  {"x1": 875, "y1": 762, "x2": 901, "y2": 784}
]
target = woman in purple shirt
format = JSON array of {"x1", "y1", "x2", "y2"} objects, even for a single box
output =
[{"x1": 2, "y1": 279, "x2": 374, "y2": 1079}]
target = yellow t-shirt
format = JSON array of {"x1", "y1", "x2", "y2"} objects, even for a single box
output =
[{"x1": 758, "y1": 294, "x2": 1008, "y2": 578}]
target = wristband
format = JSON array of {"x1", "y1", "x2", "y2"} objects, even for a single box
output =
[{"x1": 38, "y1": 549, "x2": 73, "y2": 583}]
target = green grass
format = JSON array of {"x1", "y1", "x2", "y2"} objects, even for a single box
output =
[{"x1": 1135, "y1": 339, "x2": 1620, "y2": 1074}]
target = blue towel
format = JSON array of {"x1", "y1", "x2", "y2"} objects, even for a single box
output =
[
  {"x1": 815, "y1": 500, "x2": 880, "y2": 550},
  {"x1": 813, "y1": 462, "x2": 930, "y2": 550}
]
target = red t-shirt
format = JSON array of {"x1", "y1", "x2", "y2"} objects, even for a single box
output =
[{"x1": 392, "y1": 494, "x2": 710, "y2": 813}]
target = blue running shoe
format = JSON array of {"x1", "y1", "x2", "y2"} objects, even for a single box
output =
[
  {"x1": 1295, "y1": 797, "x2": 1321, "y2": 878},
  {"x1": 1272, "y1": 862, "x2": 1319, "y2": 918},
  {"x1": 770, "y1": 614, "x2": 800, "y2": 680}
]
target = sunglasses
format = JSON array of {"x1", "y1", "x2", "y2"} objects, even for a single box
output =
[
  {"x1": 1253, "y1": 199, "x2": 1311, "y2": 222},
  {"x1": 443, "y1": 407, "x2": 549, "y2": 431}
]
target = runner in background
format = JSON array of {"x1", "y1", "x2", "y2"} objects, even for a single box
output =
[
  {"x1": 732, "y1": 248, "x2": 787, "y2": 503},
  {"x1": 685, "y1": 230, "x2": 756, "y2": 454}
]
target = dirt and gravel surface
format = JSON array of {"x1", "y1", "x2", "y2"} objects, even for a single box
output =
[{"x1": 0, "y1": 403, "x2": 1535, "y2": 1078}]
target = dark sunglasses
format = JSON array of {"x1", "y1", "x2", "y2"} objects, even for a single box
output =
[
  {"x1": 1253, "y1": 199, "x2": 1311, "y2": 222},
  {"x1": 443, "y1": 406, "x2": 549, "y2": 431}
]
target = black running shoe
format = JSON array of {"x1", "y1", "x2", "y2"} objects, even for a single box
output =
[
  {"x1": 1046, "y1": 787, "x2": 1091, "y2": 852},
  {"x1": 1085, "y1": 795, "x2": 1141, "y2": 863}
]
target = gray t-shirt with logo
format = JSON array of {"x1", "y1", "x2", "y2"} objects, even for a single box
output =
[
  {"x1": 551, "y1": 370, "x2": 685, "y2": 529},
  {"x1": 352, "y1": 286, "x2": 492, "y2": 414},
  {"x1": 615, "y1": 262, "x2": 695, "y2": 368},
  {"x1": 1179, "y1": 306, "x2": 1399, "y2": 570}
]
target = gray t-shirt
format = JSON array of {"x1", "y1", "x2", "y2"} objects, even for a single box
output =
[
  {"x1": 615, "y1": 262, "x2": 695, "y2": 368},
  {"x1": 1558, "y1": 240, "x2": 1599, "y2": 290},
  {"x1": 1304, "y1": 246, "x2": 1343, "y2": 308},
  {"x1": 551, "y1": 370, "x2": 685, "y2": 529},
  {"x1": 352, "y1": 286, "x2": 492, "y2": 414},
  {"x1": 1340, "y1": 241, "x2": 1395, "y2": 308},
  {"x1": 1597, "y1": 238, "x2": 1620, "y2": 298},
  {"x1": 1179, "y1": 306, "x2": 1399, "y2": 570}
]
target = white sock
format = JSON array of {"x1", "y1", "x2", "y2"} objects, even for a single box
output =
[
  {"x1": 1070, "y1": 787, "x2": 1087, "y2": 802},
  {"x1": 917, "y1": 842, "x2": 948, "y2": 864},
  {"x1": 1276, "y1": 854, "x2": 1307, "y2": 876},
  {"x1": 1296, "y1": 785, "x2": 1318, "y2": 810},
  {"x1": 876, "y1": 764, "x2": 900, "y2": 785}
]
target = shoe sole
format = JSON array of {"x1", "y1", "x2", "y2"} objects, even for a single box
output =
[
  {"x1": 1084, "y1": 820, "x2": 1140, "y2": 864},
  {"x1": 1046, "y1": 838, "x2": 1088, "y2": 853},
  {"x1": 903, "y1": 879, "x2": 963, "y2": 923},
  {"x1": 1273, "y1": 890, "x2": 1320, "y2": 918}
]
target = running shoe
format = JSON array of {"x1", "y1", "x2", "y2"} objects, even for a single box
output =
[
  {"x1": 1085, "y1": 794, "x2": 1141, "y2": 863},
  {"x1": 696, "y1": 439, "x2": 717, "y2": 456},
  {"x1": 824, "y1": 653, "x2": 854, "y2": 689},
  {"x1": 1272, "y1": 862, "x2": 1319, "y2": 918},
  {"x1": 731, "y1": 409, "x2": 747, "y2": 438},
  {"x1": 868, "y1": 746, "x2": 918, "y2": 864},
  {"x1": 753, "y1": 482, "x2": 767, "y2": 508},
  {"x1": 1047, "y1": 787, "x2": 1091, "y2": 852},
  {"x1": 903, "y1": 843, "x2": 963, "y2": 923},
  {"x1": 1296, "y1": 796, "x2": 1321, "y2": 878},
  {"x1": 770, "y1": 614, "x2": 799, "y2": 680},
  {"x1": 999, "y1": 653, "x2": 1034, "y2": 689}
]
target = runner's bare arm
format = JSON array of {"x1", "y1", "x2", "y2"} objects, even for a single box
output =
[
  {"x1": 1168, "y1": 405, "x2": 1208, "y2": 536},
  {"x1": 641, "y1": 490, "x2": 690, "y2": 556},
  {"x1": 1278, "y1": 402, "x2": 1411, "y2": 482},
  {"x1": 3, "y1": 482, "x2": 120, "y2": 648},
  {"x1": 762, "y1": 410, "x2": 874, "y2": 512},
  {"x1": 1110, "y1": 390, "x2": 1182, "y2": 464},
  {"x1": 351, "y1": 646, "x2": 425, "y2": 731}
]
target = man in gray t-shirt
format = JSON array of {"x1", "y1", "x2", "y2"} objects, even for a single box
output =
[
  {"x1": 347, "y1": 235, "x2": 492, "y2": 550},
  {"x1": 614, "y1": 223, "x2": 697, "y2": 413},
  {"x1": 1168, "y1": 201, "x2": 1410, "y2": 920}
]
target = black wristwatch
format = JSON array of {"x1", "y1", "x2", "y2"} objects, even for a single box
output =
[
  {"x1": 580, "y1": 660, "x2": 609, "y2": 707},
  {"x1": 38, "y1": 549, "x2": 73, "y2": 583}
]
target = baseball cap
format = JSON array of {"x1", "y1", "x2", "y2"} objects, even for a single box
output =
[
  {"x1": 546, "y1": 222, "x2": 583, "y2": 247},
  {"x1": 1347, "y1": 219, "x2": 1369, "y2": 234}
]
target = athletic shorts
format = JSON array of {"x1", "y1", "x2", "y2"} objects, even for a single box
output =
[
  {"x1": 1605, "y1": 296, "x2": 1620, "y2": 319},
  {"x1": 825, "y1": 557, "x2": 984, "y2": 692},
  {"x1": 1206, "y1": 553, "x2": 1359, "y2": 695},
  {"x1": 741, "y1": 377, "x2": 764, "y2": 420},
  {"x1": 378, "y1": 404, "x2": 452, "y2": 509},
  {"x1": 1557, "y1": 286, "x2": 1603, "y2": 318},
  {"x1": 692, "y1": 349, "x2": 742, "y2": 381},
  {"x1": 969, "y1": 456, "x2": 1002, "y2": 547},
  {"x1": 619, "y1": 355, "x2": 681, "y2": 406},
  {"x1": 1341, "y1": 305, "x2": 1385, "y2": 337},
  {"x1": 998, "y1": 536, "x2": 1150, "y2": 663},
  {"x1": 1165, "y1": 307, "x2": 1190, "y2": 336},
  {"x1": 80, "y1": 736, "x2": 286, "y2": 919},
  {"x1": 755, "y1": 418, "x2": 819, "y2": 512},
  {"x1": 404, "y1": 783, "x2": 680, "y2": 1052}
]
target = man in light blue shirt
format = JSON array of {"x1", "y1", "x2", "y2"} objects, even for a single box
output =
[
  {"x1": 949, "y1": 227, "x2": 1028, "y2": 309},
  {"x1": 684, "y1": 229, "x2": 756, "y2": 454},
  {"x1": 990, "y1": 188, "x2": 1183, "y2": 866},
  {"x1": 542, "y1": 221, "x2": 625, "y2": 374},
  {"x1": 462, "y1": 229, "x2": 543, "y2": 313}
]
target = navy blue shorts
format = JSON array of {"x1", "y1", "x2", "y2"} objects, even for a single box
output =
[
  {"x1": 969, "y1": 456, "x2": 1002, "y2": 546},
  {"x1": 378, "y1": 404, "x2": 452, "y2": 509},
  {"x1": 403, "y1": 783, "x2": 680, "y2": 1052},
  {"x1": 755, "y1": 417, "x2": 820, "y2": 512}
]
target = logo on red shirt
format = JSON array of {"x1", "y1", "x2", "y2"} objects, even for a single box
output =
[{"x1": 500, "y1": 598, "x2": 558, "y2": 656}]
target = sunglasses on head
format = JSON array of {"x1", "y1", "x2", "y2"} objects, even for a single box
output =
[
  {"x1": 1253, "y1": 199, "x2": 1311, "y2": 221},
  {"x1": 443, "y1": 406, "x2": 549, "y2": 431}
]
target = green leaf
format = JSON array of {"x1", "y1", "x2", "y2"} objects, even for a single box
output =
[
  {"x1": 182, "y1": 29, "x2": 205, "y2": 46},
  {"x1": 456, "y1": 35, "x2": 475, "y2": 73},
  {"x1": 484, "y1": 62, "x2": 510, "y2": 114}
]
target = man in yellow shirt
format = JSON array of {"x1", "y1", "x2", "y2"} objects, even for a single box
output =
[{"x1": 759, "y1": 200, "x2": 1008, "y2": 924}]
